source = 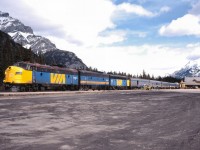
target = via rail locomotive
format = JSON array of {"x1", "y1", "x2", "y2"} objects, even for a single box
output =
[{"x1": 3, "y1": 62, "x2": 179, "y2": 91}]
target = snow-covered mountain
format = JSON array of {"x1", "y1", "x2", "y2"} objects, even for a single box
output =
[
  {"x1": 0, "y1": 11, "x2": 56, "y2": 54},
  {"x1": 0, "y1": 11, "x2": 87, "y2": 69},
  {"x1": 172, "y1": 59, "x2": 200, "y2": 79}
]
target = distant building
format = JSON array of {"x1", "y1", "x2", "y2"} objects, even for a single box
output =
[
  {"x1": 179, "y1": 80, "x2": 185, "y2": 89},
  {"x1": 184, "y1": 77, "x2": 200, "y2": 88}
]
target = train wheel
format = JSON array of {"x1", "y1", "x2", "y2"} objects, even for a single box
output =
[
  {"x1": 79, "y1": 86, "x2": 84, "y2": 91},
  {"x1": 62, "y1": 85, "x2": 67, "y2": 91},
  {"x1": 85, "y1": 86, "x2": 89, "y2": 91},
  {"x1": 19, "y1": 86, "x2": 25, "y2": 92},
  {"x1": 4, "y1": 84, "x2": 12, "y2": 91}
]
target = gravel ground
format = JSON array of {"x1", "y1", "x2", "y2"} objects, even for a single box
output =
[{"x1": 0, "y1": 90, "x2": 200, "y2": 150}]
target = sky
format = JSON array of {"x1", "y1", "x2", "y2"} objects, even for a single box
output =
[{"x1": 1, "y1": 0, "x2": 200, "y2": 76}]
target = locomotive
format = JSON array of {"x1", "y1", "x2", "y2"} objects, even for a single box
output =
[{"x1": 3, "y1": 61, "x2": 179, "y2": 91}]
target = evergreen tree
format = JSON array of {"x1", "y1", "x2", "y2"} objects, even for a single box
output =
[
  {"x1": 151, "y1": 75, "x2": 155, "y2": 80},
  {"x1": 142, "y1": 70, "x2": 147, "y2": 79}
]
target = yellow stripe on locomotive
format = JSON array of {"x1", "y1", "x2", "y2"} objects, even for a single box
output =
[
  {"x1": 117, "y1": 79, "x2": 123, "y2": 86},
  {"x1": 127, "y1": 79, "x2": 130, "y2": 87},
  {"x1": 80, "y1": 80, "x2": 109, "y2": 85},
  {"x1": 50, "y1": 73, "x2": 66, "y2": 84},
  {"x1": 4, "y1": 66, "x2": 32, "y2": 84}
]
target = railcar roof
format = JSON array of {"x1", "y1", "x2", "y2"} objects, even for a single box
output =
[
  {"x1": 79, "y1": 70, "x2": 109, "y2": 77},
  {"x1": 109, "y1": 74, "x2": 128, "y2": 79},
  {"x1": 15, "y1": 61, "x2": 78, "y2": 73}
]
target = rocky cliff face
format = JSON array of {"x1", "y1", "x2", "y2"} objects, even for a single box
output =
[
  {"x1": 0, "y1": 11, "x2": 87, "y2": 69},
  {"x1": 44, "y1": 50, "x2": 86, "y2": 69}
]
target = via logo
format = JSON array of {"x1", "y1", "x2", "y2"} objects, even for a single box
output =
[{"x1": 51, "y1": 73, "x2": 65, "y2": 84}]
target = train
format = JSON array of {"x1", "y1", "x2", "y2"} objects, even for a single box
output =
[{"x1": 3, "y1": 61, "x2": 179, "y2": 91}]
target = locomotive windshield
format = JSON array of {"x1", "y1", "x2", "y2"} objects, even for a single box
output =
[{"x1": 14, "y1": 62, "x2": 30, "y2": 70}]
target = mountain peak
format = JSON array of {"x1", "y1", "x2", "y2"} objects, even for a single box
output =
[
  {"x1": 0, "y1": 11, "x2": 9, "y2": 17},
  {"x1": 172, "y1": 59, "x2": 200, "y2": 79},
  {"x1": 0, "y1": 11, "x2": 33, "y2": 34},
  {"x1": 185, "y1": 60, "x2": 200, "y2": 68}
]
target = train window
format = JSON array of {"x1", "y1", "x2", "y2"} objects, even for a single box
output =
[
  {"x1": 26, "y1": 65, "x2": 31, "y2": 70},
  {"x1": 32, "y1": 66, "x2": 37, "y2": 71},
  {"x1": 68, "y1": 75, "x2": 70, "y2": 78},
  {"x1": 37, "y1": 67, "x2": 41, "y2": 72},
  {"x1": 48, "y1": 69, "x2": 53, "y2": 73},
  {"x1": 16, "y1": 62, "x2": 28, "y2": 70},
  {"x1": 13, "y1": 62, "x2": 19, "y2": 66},
  {"x1": 43, "y1": 68, "x2": 48, "y2": 72},
  {"x1": 37, "y1": 67, "x2": 45, "y2": 72}
]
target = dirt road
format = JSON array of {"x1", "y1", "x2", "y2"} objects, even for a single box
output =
[{"x1": 0, "y1": 90, "x2": 200, "y2": 150}]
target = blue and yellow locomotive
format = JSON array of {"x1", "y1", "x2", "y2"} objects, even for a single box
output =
[{"x1": 4, "y1": 62, "x2": 79, "y2": 91}]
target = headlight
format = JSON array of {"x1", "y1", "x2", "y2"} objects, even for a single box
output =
[{"x1": 15, "y1": 72, "x2": 22, "y2": 75}]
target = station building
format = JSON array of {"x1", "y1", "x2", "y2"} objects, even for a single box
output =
[{"x1": 181, "y1": 77, "x2": 200, "y2": 88}]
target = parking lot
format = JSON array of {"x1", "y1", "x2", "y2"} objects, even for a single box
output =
[{"x1": 0, "y1": 90, "x2": 200, "y2": 150}]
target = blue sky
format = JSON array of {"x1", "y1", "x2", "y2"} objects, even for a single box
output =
[
  {"x1": 1, "y1": 0, "x2": 200, "y2": 76},
  {"x1": 110, "y1": 0, "x2": 196, "y2": 45}
]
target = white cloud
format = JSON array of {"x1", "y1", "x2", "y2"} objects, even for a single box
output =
[
  {"x1": 20, "y1": 0, "x2": 157, "y2": 47},
  {"x1": 159, "y1": 0, "x2": 200, "y2": 37},
  {"x1": 97, "y1": 30, "x2": 127, "y2": 45},
  {"x1": 129, "y1": 31, "x2": 147, "y2": 38},
  {"x1": 47, "y1": 36, "x2": 189, "y2": 76},
  {"x1": 22, "y1": 0, "x2": 116, "y2": 46},
  {"x1": 83, "y1": 44, "x2": 188, "y2": 76},
  {"x1": 186, "y1": 42, "x2": 200, "y2": 60},
  {"x1": 160, "y1": 6, "x2": 171, "y2": 13},
  {"x1": 116, "y1": 2, "x2": 154, "y2": 17},
  {"x1": 79, "y1": 44, "x2": 200, "y2": 76},
  {"x1": 186, "y1": 42, "x2": 200, "y2": 48},
  {"x1": 117, "y1": 3, "x2": 171, "y2": 18},
  {"x1": 159, "y1": 14, "x2": 200, "y2": 36},
  {"x1": 24, "y1": 0, "x2": 160, "y2": 47}
]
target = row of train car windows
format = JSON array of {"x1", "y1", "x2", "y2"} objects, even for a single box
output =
[{"x1": 82, "y1": 76, "x2": 108, "y2": 80}]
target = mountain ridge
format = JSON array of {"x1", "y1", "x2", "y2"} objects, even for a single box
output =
[
  {"x1": 0, "y1": 11, "x2": 87, "y2": 69},
  {"x1": 171, "y1": 59, "x2": 200, "y2": 79}
]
